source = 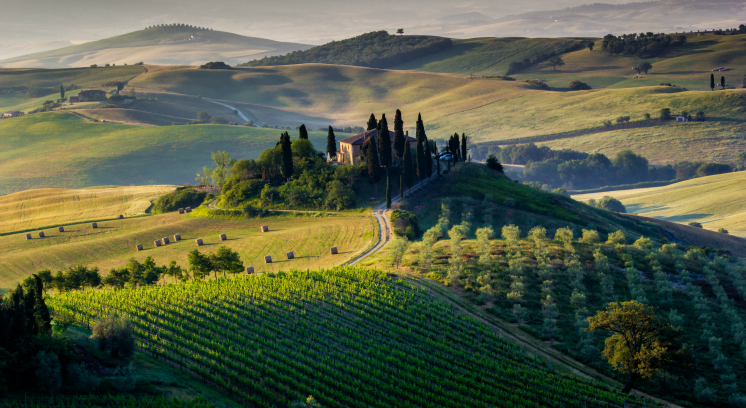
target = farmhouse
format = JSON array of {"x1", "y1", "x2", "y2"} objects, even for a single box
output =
[
  {"x1": 2, "y1": 111, "x2": 24, "y2": 118},
  {"x1": 72, "y1": 90, "x2": 107, "y2": 102},
  {"x1": 338, "y1": 129, "x2": 416, "y2": 165},
  {"x1": 675, "y1": 116, "x2": 688, "y2": 122}
]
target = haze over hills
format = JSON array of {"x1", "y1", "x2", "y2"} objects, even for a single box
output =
[{"x1": 0, "y1": 26, "x2": 311, "y2": 69}]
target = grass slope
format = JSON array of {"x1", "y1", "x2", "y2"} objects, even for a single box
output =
[
  {"x1": 0, "y1": 186, "x2": 175, "y2": 234},
  {"x1": 47, "y1": 266, "x2": 654, "y2": 408},
  {"x1": 0, "y1": 28, "x2": 310, "y2": 68},
  {"x1": 0, "y1": 211, "x2": 376, "y2": 289},
  {"x1": 573, "y1": 171, "x2": 746, "y2": 237}
]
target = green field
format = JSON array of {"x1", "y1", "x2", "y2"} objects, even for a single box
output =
[
  {"x1": 47, "y1": 266, "x2": 654, "y2": 408},
  {"x1": 0, "y1": 209, "x2": 376, "y2": 289},
  {"x1": 573, "y1": 171, "x2": 746, "y2": 237},
  {"x1": 0, "y1": 185, "x2": 175, "y2": 234}
]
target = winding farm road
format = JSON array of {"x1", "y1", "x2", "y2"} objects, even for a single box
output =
[{"x1": 207, "y1": 100, "x2": 250, "y2": 123}]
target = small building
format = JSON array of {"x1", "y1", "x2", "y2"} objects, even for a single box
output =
[
  {"x1": 3, "y1": 111, "x2": 24, "y2": 118},
  {"x1": 338, "y1": 129, "x2": 417, "y2": 165},
  {"x1": 675, "y1": 116, "x2": 688, "y2": 122},
  {"x1": 76, "y1": 90, "x2": 107, "y2": 102}
]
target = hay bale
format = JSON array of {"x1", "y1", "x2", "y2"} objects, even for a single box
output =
[
  {"x1": 264, "y1": 255, "x2": 272, "y2": 263},
  {"x1": 117, "y1": 214, "x2": 124, "y2": 220},
  {"x1": 25, "y1": 233, "x2": 32, "y2": 240},
  {"x1": 219, "y1": 233, "x2": 227, "y2": 241},
  {"x1": 246, "y1": 266, "x2": 254, "y2": 274},
  {"x1": 162, "y1": 237, "x2": 170, "y2": 245},
  {"x1": 154, "y1": 240, "x2": 161, "y2": 247},
  {"x1": 178, "y1": 208, "x2": 185, "y2": 214},
  {"x1": 58, "y1": 226, "x2": 64, "y2": 232},
  {"x1": 261, "y1": 225, "x2": 269, "y2": 232},
  {"x1": 136, "y1": 244, "x2": 143, "y2": 251},
  {"x1": 330, "y1": 247, "x2": 338, "y2": 255},
  {"x1": 286, "y1": 251, "x2": 294, "y2": 260},
  {"x1": 38, "y1": 231, "x2": 45, "y2": 238},
  {"x1": 174, "y1": 234, "x2": 181, "y2": 241},
  {"x1": 185, "y1": 206, "x2": 192, "y2": 213},
  {"x1": 92, "y1": 222, "x2": 98, "y2": 228},
  {"x1": 195, "y1": 238, "x2": 203, "y2": 246}
]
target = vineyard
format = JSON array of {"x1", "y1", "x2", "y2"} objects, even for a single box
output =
[
  {"x1": 402, "y1": 197, "x2": 746, "y2": 407},
  {"x1": 0, "y1": 395, "x2": 213, "y2": 408},
  {"x1": 48, "y1": 267, "x2": 653, "y2": 408}
]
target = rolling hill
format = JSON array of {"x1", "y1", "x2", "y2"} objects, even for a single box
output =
[
  {"x1": 573, "y1": 171, "x2": 746, "y2": 237},
  {"x1": 0, "y1": 26, "x2": 311, "y2": 69}
]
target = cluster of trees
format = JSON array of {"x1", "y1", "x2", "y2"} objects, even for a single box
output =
[
  {"x1": 154, "y1": 186, "x2": 208, "y2": 213},
  {"x1": 505, "y1": 42, "x2": 585, "y2": 75},
  {"x1": 586, "y1": 196, "x2": 626, "y2": 213},
  {"x1": 199, "y1": 61, "x2": 231, "y2": 70},
  {"x1": 316, "y1": 125, "x2": 365, "y2": 134},
  {"x1": 568, "y1": 80, "x2": 592, "y2": 90},
  {"x1": 390, "y1": 210, "x2": 421, "y2": 240},
  {"x1": 144, "y1": 24, "x2": 212, "y2": 31},
  {"x1": 601, "y1": 33, "x2": 686, "y2": 58},
  {"x1": 243, "y1": 31, "x2": 452, "y2": 69}
]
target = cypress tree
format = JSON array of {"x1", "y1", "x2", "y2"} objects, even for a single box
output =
[
  {"x1": 378, "y1": 114, "x2": 392, "y2": 168},
  {"x1": 386, "y1": 171, "x2": 392, "y2": 209},
  {"x1": 24, "y1": 287, "x2": 37, "y2": 335},
  {"x1": 34, "y1": 275, "x2": 52, "y2": 335},
  {"x1": 710, "y1": 74, "x2": 715, "y2": 91},
  {"x1": 326, "y1": 126, "x2": 337, "y2": 159},
  {"x1": 60, "y1": 85, "x2": 65, "y2": 100},
  {"x1": 454, "y1": 133, "x2": 461, "y2": 162},
  {"x1": 399, "y1": 174, "x2": 404, "y2": 199},
  {"x1": 393, "y1": 109, "x2": 406, "y2": 161},
  {"x1": 721, "y1": 76, "x2": 725, "y2": 89},
  {"x1": 424, "y1": 139, "x2": 432, "y2": 177},
  {"x1": 461, "y1": 133, "x2": 468, "y2": 162},
  {"x1": 365, "y1": 138, "x2": 381, "y2": 194},
  {"x1": 403, "y1": 140, "x2": 414, "y2": 190},
  {"x1": 437, "y1": 154, "x2": 441, "y2": 176},
  {"x1": 416, "y1": 136, "x2": 425, "y2": 180},
  {"x1": 367, "y1": 114, "x2": 378, "y2": 130},
  {"x1": 10, "y1": 285, "x2": 25, "y2": 339},
  {"x1": 280, "y1": 132, "x2": 293, "y2": 180},
  {"x1": 298, "y1": 124, "x2": 309, "y2": 140}
]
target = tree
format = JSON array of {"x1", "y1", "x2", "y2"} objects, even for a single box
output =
[
  {"x1": 639, "y1": 62, "x2": 652, "y2": 74},
  {"x1": 196, "y1": 111, "x2": 211, "y2": 122},
  {"x1": 660, "y1": 108, "x2": 671, "y2": 120},
  {"x1": 367, "y1": 113, "x2": 377, "y2": 130},
  {"x1": 91, "y1": 315, "x2": 135, "y2": 358},
  {"x1": 461, "y1": 133, "x2": 467, "y2": 161},
  {"x1": 415, "y1": 113, "x2": 428, "y2": 179},
  {"x1": 547, "y1": 56, "x2": 565, "y2": 71},
  {"x1": 34, "y1": 351, "x2": 62, "y2": 395},
  {"x1": 298, "y1": 124, "x2": 309, "y2": 140},
  {"x1": 378, "y1": 114, "x2": 392, "y2": 167},
  {"x1": 280, "y1": 132, "x2": 294, "y2": 179},
  {"x1": 396, "y1": 28, "x2": 404, "y2": 36},
  {"x1": 33, "y1": 274, "x2": 52, "y2": 335},
  {"x1": 365, "y1": 138, "x2": 382, "y2": 194},
  {"x1": 188, "y1": 249, "x2": 212, "y2": 280},
  {"x1": 393, "y1": 109, "x2": 406, "y2": 161},
  {"x1": 721, "y1": 76, "x2": 725, "y2": 90},
  {"x1": 402, "y1": 140, "x2": 414, "y2": 191},
  {"x1": 586, "y1": 301, "x2": 689, "y2": 393},
  {"x1": 326, "y1": 126, "x2": 337, "y2": 159},
  {"x1": 209, "y1": 246, "x2": 244, "y2": 279},
  {"x1": 386, "y1": 171, "x2": 392, "y2": 209},
  {"x1": 587, "y1": 41, "x2": 595, "y2": 51},
  {"x1": 568, "y1": 80, "x2": 592, "y2": 90},
  {"x1": 59, "y1": 85, "x2": 65, "y2": 100},
  {"x1": 486, "y1": 155, "x2": 503, "y2": 172},
  {"x1": 389, "y1": 236, "x2": 408, "y2": 267},
  {"x1": 710, "y1": 74, "x2": 715, "y2": 91}
]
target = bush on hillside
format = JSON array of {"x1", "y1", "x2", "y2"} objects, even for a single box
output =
[
  {"x1": 591, "y1": 196, "x2": 626, "y2": 213},
  {"x1": 485, "y1": 155, "x2": 504, "y2": 173},
  {"x1": 199, "y1": 61, "x2": 231, "y2": 70},
  {"x1": 688, "y1": 221, "x2": 703, "y2": 228},
  {"x1": 210, "y1": 116, "x2": 229, "y2": 124},
  {"x1": 696, "y1": 163, "x2": 731, "y2": 177},
  {"x1": 153, "y1": 187, "x2": 208, "y2": 213},
  {"x1": 568, "y1": 80, "x2": 592, "y2": 90},
  {"x1": 390, "y1": 210, "x2": 421, "y2": 240},
  {"x1": 242, "y1": 31, "x2": 452, "y2": 69},
  {"x1": 91, "y1": 315, "x2": 135, "y2": 358}
]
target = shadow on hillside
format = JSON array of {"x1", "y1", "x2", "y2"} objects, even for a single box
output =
[
  {"x1": 662, "y1": 39, "x2": 719, "y2": 58},
  {"x1": 659, "y1": 213, "x2": 712, "y2": 222},
  {"x1": 625, "y1": 204, "x2": 667, "y2": 213}
]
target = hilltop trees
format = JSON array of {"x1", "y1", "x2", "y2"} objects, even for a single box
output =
[
  {"x1": 602, "y1": 33, "x2": 684, "y2": 58},
  {"x1": 587, "y1": 41, "x2": 595, "y2": 51},
  {"x1": 710, "y1": 74, "x2": 715, "y2": 91},
  {"x1": 326, "y1": 126, "x2": 336, "y2": 159}
]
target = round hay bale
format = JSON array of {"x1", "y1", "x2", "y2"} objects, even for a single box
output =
[
  {"x1": 246, "y1": 266, "x2": 254, "y2": 274},
  {"x1": 117, "y1": 214, "x2": 124, "y2": 220},
  {"x1": 91, "y1": 222, "x2": 98, "y2": 228},
  {"x1": 178, "y1": 208, "x2": 185, "y2": 214},
  {"x1": 136, "y1": 244, "x2": 143, "y2": 251},
  {"x1": 195, "y1": 238, "x2": 203, "y2": 246},
  {"x1": 58, "y1": 226, "x2": 64, "y2": 232},
  {"x1": 330, "y1": 247, "x2": 338, "y2": 255},
  {"x1": 174, "y1": 234, "x2": 182, "y2": 241},
  {"x1": 162, "y1": 237, "x2": 170, "y2": 245},
  {"x1": 185, "y1": 207, "x2": 192, "y2": 213},
  {"x1": 286, "y1": 251, "x2": 294, "y2": 260},
  {"x1": 38, "y1": 231, "x2": 45, "y2": 238},
  {"x1": 25, "y1": 233, "x2": 32, "y2": 240},
  {"x1": 154, "y1": 240, "x2": 161, "y2": 247},
  {"x1": 261, "y1": 225, "x2": 269, "y2": 232},
  {"x1": 264, "y1": 255, "x2": 272, "y2": 263},
  {"x1": 219, "y1": 233, "x2": 227, "y2": 241}
]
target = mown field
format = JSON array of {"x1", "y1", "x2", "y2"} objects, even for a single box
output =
[
  {"x1": 0, "y1": 210, "x2": 377, "y2": 289},
  {"x1": 0, "y1": 185, "x2": 175, "y2": 234},
  {"x1": 573, "y1": 171, "x2": 746, "y2": 237}
]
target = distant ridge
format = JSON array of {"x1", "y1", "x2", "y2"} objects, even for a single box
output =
[{"x1": 0, "y1": 25, "x2": 311, "y2": 68}]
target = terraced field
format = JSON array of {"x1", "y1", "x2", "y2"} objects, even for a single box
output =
[{"x1": 0, "y1": 211, "x2": 377, "y2": 289}]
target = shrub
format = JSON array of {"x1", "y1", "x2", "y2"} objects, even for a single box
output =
[
  {"x1": 607, "y1": 230, "x2": 626, "y2": 245},
  {"x1": 596, "y1": 196, "x2": 626, "y2": 213},
  {"x1": 660, "y1": 108, "x2": 671, "y2": 120},
  {"x1": 221, "y1": 179, "x2": 263, "y2": 207},
  {"x1": 696, "y1": 163, "x2": 731, "y2": 177},
  {"x1": 581, "y1": 229, "x2": 600, "y2": 244},
  {"x1": 154, "y1": 187, "x2": 208, "y2": 213},
  {"x1": 199, "y1": 61, "x2": 231, "y2": 70},
  {"x1": 485, "y1": 155, "x2": 504, "y2": 172},
  {"x1": 718, "y1": 227, "x2": 729, "y2": 234},
  {"x1": 633, "y1": 236, "x2": 652, "y2": 249},
  {"x1": 91, "y1": 315, "x2": 135, "y2": 358},
  {"x1": 568, "y1": 80, "x2": 592, "y2": 90},
  {"x1": 210, "y1": 116, "x2": 229, "y2": 124},
  {"x1": 324, "y1": 180, "x2": 355, "y2": 211},
  {"x1": 391, "y1": 210, "x2": 421, "y2": 240},
  {"x1": 688, "y1": 221, "x2": 703, "y2": 228},
  {"x1": 196, "y1": 111, "x2": 211, "y2": 122}
]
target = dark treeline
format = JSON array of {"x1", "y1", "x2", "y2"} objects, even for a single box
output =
[
  {"x1": 242, "y1": 31, "x2": 452, "y2": 69},
  {"x1": 472, "y1": 143, "x2": 734, "y2": 190},
  {"x1": 601, "y1": 32, "x2": 686, "y2": 58}
]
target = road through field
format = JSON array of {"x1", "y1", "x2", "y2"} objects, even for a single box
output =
[{"x1": 207, "y1": 100, "x2": 251, "y2": 123}]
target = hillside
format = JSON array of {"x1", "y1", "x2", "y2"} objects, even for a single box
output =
[
  {"x1": 573, "y1": 171, "x2": 746, "y2": 237},
  {"x1": 0, "y1": 186, "x2": 175, "y2": 234},
  {"x1": 47, "y1": 266, "x2": 654, "y2": 408},
  {"x1": 0, "y1": 26, "x2": 311, "y2": 68}
]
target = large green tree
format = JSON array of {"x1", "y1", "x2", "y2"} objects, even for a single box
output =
[
  {"x1": 326, "y1": 126, "x2": 337, "y2": 159},
  {"x1": 298, "y1": 124, "x2": 309, "y2": 140},
  {"x1": 280, "y1": 132, "x2": 294, "y2": 179},
  {"x1": 378, "y1": 114, "x2": 392, "y2": 168},
  {"x1": 209, "y1": 246, "x2": 244, "y2": 279},
  {"x1": 587, "y1": 301, "x2": 689, "y2": 393},
  {"x1": 187, "y1": 249, "x2": 212, "y2": 280},
  {"x1": 393, "y1": 109, "x2": 406, "y2": 161}
]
